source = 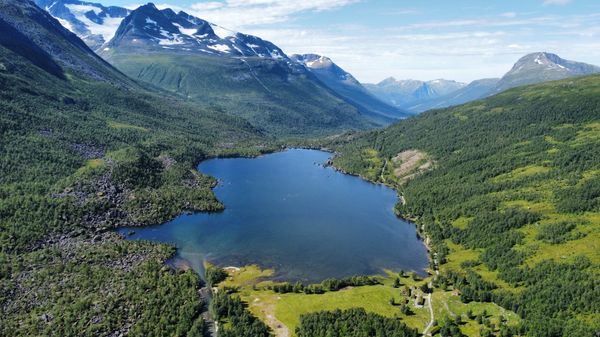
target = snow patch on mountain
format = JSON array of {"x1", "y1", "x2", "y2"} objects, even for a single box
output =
[
  {"x1": 158, "y1": 34, "x2": 185, "y2": 45},
  {"x1": 173, "y1": 23, "x2": 197, "y2": 36},
  {"x1": 64, "y1": 3, "x2": 124, "y2": 43},
  {"x1": 210, "y1": 23, "x2": 235, "y2": 39},
  {"x1": 56, "y1": 17, "x2": 73, "y2": 31},
  {"x1": 207, "y1": 44, "x2": 231, "y2": 53}
]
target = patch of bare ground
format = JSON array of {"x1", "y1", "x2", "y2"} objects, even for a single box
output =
[
  {"x1": 253, "y1": 298, "x2": 290, "y2": 337},
  {"x1": 391, "y1": 150, "x2": 433, "y2": 184}
]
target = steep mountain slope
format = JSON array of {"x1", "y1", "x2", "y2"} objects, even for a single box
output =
[
  {"x1": 364, "y1": 77, "x2": 466, "y2": 111},
  {"x1": 102, "y1": 4, "x2": 376, "y2": 135},
  {"x1": 408, "y1": 78, "x2": 500, "y2": 113},
  {"x1": 291, "y1": 54, "x2": 410, "y2": 124},
  {"x1": 0, "y1": 1, "x2": 271, "y2": 336},
  {"x1": 493, "y1": 52, "x2": 600, "y2": 93},
  {"x1": 33, "y1": 0, "x2": 129, "y2": 50},
  {"x1": 331, "y1": 75, "x2": 600, "y2": 336},
  {"x1": 1, "y1": 0, "x2": 129, "y2": 83}
]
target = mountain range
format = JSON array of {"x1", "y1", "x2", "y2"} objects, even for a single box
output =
[
  {"x1": 366, "y1": 52, "x2": 600, "y2": 113},
  {"x1": 364, "y1": 78, "x2": 467, "y2": 112},
  {"x1": 34, "y1": 0, "x2": 409, "y2": 133}
]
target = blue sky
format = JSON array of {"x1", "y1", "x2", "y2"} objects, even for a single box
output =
[{"x1": 107, "y1": 0, "x2": 600, "y2": 83}]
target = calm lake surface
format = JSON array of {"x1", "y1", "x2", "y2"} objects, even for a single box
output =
[{"x1": 118, "y1": 149, "x2": 428, "y2": 282}]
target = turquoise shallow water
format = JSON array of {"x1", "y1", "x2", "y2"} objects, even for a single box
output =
[{"x1": 118, "y1": 149, "x2": 428, "y2": 282}]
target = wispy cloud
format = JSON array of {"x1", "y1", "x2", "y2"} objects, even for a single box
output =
[
  {"x1": 382, "y1": 9, "x2": 420, "y2": 16},
  {"x1": 157, "y1": 0, "x2": 361, "y2": 28},
  {"x1": 543, "y1": 0, "x2": 573, "y2": 5},
  {"x1": 245, "y1": 11, "x2": 600, "y2": 82}
]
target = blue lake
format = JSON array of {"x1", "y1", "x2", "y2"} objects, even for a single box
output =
[{"x1": 118, "y1": 149, "x2": 428, "y2": 282}]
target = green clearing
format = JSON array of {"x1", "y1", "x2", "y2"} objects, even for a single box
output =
[{"x1": 218, "y1": 265, "x2": 520, "y2": 337}]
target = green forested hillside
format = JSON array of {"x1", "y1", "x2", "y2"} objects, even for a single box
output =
[
  {"x1": 331, "y1": 75, "x2": 600, "y2": 336},
  {"x1": 104, "y1": 52, "x2": 375, "y2": 136},
  {"x1": 0, "y1": 1, "x2": 274, "y2": 335}
]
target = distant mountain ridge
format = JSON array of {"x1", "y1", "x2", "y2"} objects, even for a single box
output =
[
  {"x1": 367, "y1": 52, "x2": 600, "y2": 113},
  {"x1": 291, "y1": 54, "x2": 410, "y2": 123},
  {"x1": 407, "y1": 78, "x2": 500, "y2": 113},
  {"x1": 363, "y1": 78, "x2": 466, "y2": 112}
]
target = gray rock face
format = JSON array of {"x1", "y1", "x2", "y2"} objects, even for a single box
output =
[{"x1": 106, "y1": 3, "x2": 290, "y2": 60}]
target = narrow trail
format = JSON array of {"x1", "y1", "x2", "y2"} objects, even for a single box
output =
[
  {"x1": 379, "y1": 159, "x2": 388, "y2": 183},
  {"x1": 265, "y1": 312, "x2": 289, "y2": 337},
  {"x1": 423, "y1": 255, "x2": 440, "y2": 336},
  {"x1": 423, "y1": 292, "x2": 435, "y2": 336},
  {"x1": 199, "y1": 287, "x2": 217, "y2": 337}
]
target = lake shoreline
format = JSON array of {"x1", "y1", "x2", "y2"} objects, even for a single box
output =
[{"x1": 119, "y1": 148, "x2": 429, "y2": 282}]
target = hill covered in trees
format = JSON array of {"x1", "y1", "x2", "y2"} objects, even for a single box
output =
[{"x1": 331, "y1": 74, "x2": 600, "y2": 336}]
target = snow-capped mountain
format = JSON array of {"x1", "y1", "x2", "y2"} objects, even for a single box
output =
[
  {"x1": 291, "y1": 54, "x2": 409, "y2": 122},
  {"x1": 33, "y1": 0, "x2": 129, "y2": 50},
  {"x1": 364, "y1": 78, "x2": 466, "y2": 110},
  {"x1": 32, "y1": 0, "x2": 288, "y2": 60},
  {"x1": 493, "y1": 52, "x2": 600, "y2": 93},
  {"x1": 104, "y1": 3, "x2": 288, "y2": 60}
]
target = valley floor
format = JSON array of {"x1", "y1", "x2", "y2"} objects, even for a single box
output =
[{"x1": 216, "y1": 265, "x2": 520, "y2": 337}]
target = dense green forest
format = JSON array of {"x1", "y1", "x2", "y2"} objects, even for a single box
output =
[
  {"x1": 331, "y1": 75, "x2": 600, "y2": 336},
  {"x1": 269, "y1": 275, "x2": 380, "y2": 294},
  {"x1": 295, "y1": 308, "x2": 419, "y2": 337}
]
